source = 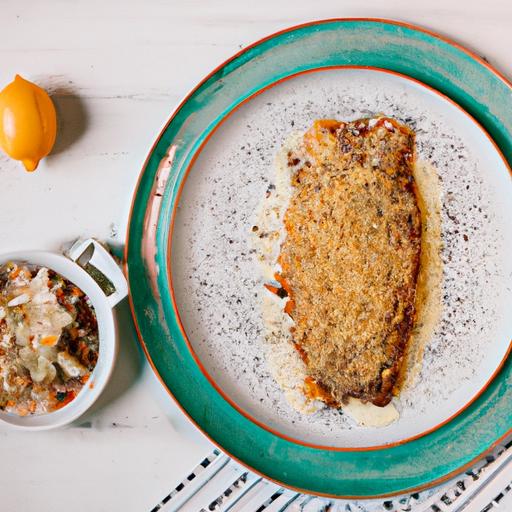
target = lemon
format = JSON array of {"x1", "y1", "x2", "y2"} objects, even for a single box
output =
[{"x1": 0, "y1": 75, "x2": 57, "y2": 171}]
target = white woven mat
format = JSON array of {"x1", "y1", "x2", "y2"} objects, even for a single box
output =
[{"x1": 151, "y1": 435, "x2": 512, "y2": 512}]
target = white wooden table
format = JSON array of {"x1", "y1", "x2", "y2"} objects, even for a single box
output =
[{"x1": 0, "y1": 1, "x2": 510, "y2": 511}]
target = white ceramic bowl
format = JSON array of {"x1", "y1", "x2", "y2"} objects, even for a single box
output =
[{"x1": 0, "y1": 239, "x2": 127, "y2": 430}]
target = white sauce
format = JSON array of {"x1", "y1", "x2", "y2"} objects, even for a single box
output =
[{"x1": 343, "y1": 398, "x2": 399, "y2": 427}]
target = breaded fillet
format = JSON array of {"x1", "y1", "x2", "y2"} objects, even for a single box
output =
[{"x1": 276, "y1": 117, "x2": 421, "y2": 407}]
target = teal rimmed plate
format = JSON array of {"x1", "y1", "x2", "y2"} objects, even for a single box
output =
[{"x1": 126, "y1": 19, "x2": 512, "y2": 497}]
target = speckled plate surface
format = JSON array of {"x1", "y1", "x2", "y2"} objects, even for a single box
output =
[
  {"x1": 171, "y1": 66, "x2": 512, "y2": 449},
  {"x1": 126, "y1": 19, "x2": 512, "y2": 498}
]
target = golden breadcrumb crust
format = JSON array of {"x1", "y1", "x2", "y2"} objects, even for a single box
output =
[{"x1": 277, "y1": 117, "x2": 421, "y2": 407}]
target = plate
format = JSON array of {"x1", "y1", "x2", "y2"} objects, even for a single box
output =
[
  {"x1": 126, "y1": 19, "x2": 512, "y2": 497},
  {"x1": 171, "y1": 66, "x2": 512, "y2": 449}
]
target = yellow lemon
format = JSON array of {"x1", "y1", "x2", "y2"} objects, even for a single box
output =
[{"x1": 0, "y1": 75, "x2": 57, "y2": 171}]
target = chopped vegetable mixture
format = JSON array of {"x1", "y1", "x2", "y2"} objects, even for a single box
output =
[{"x1": 0, "y1": 261, "x2": 99, "y2": 415}]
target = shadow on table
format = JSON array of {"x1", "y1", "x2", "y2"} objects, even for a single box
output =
[
  {"x1": 48, "y1": 86, "x2": 89, "y2": 157},
  {"x1": 78, "y1": 298, "x2": 145, "y2": 419}
]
